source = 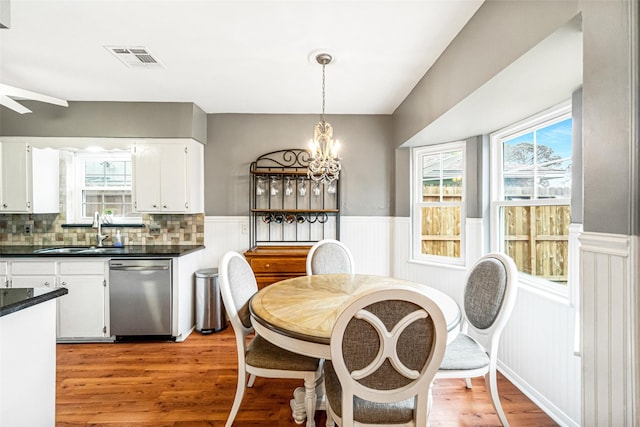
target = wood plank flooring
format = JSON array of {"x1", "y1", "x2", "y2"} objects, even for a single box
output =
[{"x1": 56, "y1": 328, "x2": 558, "y2": 426}]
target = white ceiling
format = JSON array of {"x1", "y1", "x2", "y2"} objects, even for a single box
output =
[{"x1": 0, "y1": 0, "x2": 484, "y2": 115}]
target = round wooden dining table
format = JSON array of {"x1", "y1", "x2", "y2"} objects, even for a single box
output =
[{"x1": 250, "y1": 273, "x2": 461, "y2": 360}]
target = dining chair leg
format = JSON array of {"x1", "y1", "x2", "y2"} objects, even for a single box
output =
[
  {"x1": 226, "y1": 372, "x2": 248, "y2": 427},
  {"x1": 484, "y1": 370, "x2": 510, "y2": 427},
  {"x1": 247, "y1": 373, "x2": 256, "y2": 387},
  {"x1": 304, "y1": 375, "x2": 318, "y2": 427},
  {"x1": 464, "y1": 377, "x2": 472, "y2": 389}
]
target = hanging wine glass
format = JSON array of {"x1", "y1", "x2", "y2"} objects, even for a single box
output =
[
  {"x1": 285, "y1": 177, "x2": 293, "y2": 197},
  {"x1": 313, "y1": 182, "x2": 321, "y2": 197},
  {"x1": 298, "y1": 177, "x2": 307, "y2": 197},
  {"x1": 270, "y1": 177, "x2": 279, "y2": 196},
  {"x1": 256, "y1": 177, "x2": 265, "y2": 196},
  {"x1": 327, "y1": 181, "x2": 337, "y2": 194}
]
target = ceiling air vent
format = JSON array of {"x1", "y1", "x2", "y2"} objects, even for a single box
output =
[{"x1": 105, "y1": 46, "x2": 164, "y2": 68}]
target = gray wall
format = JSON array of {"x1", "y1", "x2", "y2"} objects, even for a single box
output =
[
  {"x1": 204, "y1": 114, "x2": 393, "y2": 216},
  {"x1": 580, "y1": 1, "x2": 637, "y2": 235},
  {"x1": 391, "y1": 1, "x2": 580, "y2": 220},
  {"x1": 571, "y1": 88, "x2": 583, "y2": 224},
  {"x1": 0, "y1": 101, "x2": 207, "y2": 143},
  {"x1": 392, "y1": 0, "x2": 639, "y2": 235},
  {"x1": 392, "y1": 0, "x2": 580, "y2": 147}
]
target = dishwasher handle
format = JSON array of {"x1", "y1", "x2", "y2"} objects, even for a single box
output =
[{"x1": 109, "y1": 264, "x2": 170, "y2": 271}]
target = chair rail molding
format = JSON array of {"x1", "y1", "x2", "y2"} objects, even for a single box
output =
[{"x1": 578, "y1": 231, "x2": 637, "y2": 426}]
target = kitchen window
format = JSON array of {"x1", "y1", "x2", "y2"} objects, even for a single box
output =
[
  {"x1": 490, "y1": 102, "x2": 572, "y2": 288},
  {"x1": 412, "y1": 142, "x2": 466, "y2": 265},
  {"x1": 67, "y1": 151, "x2": 140, "y2": 223}
]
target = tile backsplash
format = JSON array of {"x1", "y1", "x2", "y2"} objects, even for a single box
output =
[{"x1": 0, "y1": 213, "x2": 204, "y2": 246}]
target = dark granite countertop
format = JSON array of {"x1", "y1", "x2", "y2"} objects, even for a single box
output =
[
  {"x1": 0, "y1": 245, "x2": 205, "y2": 258},
  {"x1": 0, "y1": 287, "x2": 68, "y2": 318}
]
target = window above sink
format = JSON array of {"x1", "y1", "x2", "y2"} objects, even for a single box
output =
[{"x1": 63, "y1": 150, "x2": 142, "y2": 225}]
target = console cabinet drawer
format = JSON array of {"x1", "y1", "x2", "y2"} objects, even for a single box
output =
[
  {"x1": 244, "y1": 246, "x2": 310, "y2": 289},
  {"x1": 249, "y1": 258, "x2": 307, "y2": 274}
]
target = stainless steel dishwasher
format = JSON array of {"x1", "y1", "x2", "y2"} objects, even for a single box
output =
[{"x1": 109, "y1": 259, "x2": 173, "y2": 341}]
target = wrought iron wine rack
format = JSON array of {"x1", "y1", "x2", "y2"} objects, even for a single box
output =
[{"x1": 249, "y1": 149, "x2": 340, "y2": 247}]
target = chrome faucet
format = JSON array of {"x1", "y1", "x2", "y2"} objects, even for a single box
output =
[{"x1": 93, "y1": 211, "x2": 108, "y2": 247}]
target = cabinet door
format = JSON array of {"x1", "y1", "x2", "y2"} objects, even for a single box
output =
[
  {"x1": 133, "y1": 143, "x2": 163, "y2": 212},
  {"x1": 0, "y1": 142, "x2": 30, "y2": 213},
  {"x1": 57, "y1": 275, "x2": 106, "y2": 338},
  {"x1": 158, "y1": 143, "x2": 188, "y2": 212},
  {"x1": 0, "y1": 262, "x2": 7, "y2": 288},
  {"x1": 133, "y1": 142, "x2": 188, "y2": 213}
]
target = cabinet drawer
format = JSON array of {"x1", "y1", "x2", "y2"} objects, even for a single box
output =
[
  {"x1": 11, "y1": 261, "x2": 56, "y2": 275},
  {"x1": 11, "y1": 275, "x2": 57, "y2": 288},
  {"x1": 59, "y1": 261, "x2": 106, "y2": 275},
  {"x1": 249, "y1": 258, "x2": 307, "y2": 274},
  {"x1": 0, "y1": 261, "x2": 7, "y2": 275}
]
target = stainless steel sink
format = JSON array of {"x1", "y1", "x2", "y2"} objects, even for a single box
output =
[
  {"x1": 33, "y1": 247, "x2": 125, "y2": 255},
  {"x1": 33, "y1": 247, "x2": 89, "y2": 254},
  {"x1": 80, "y1": 247, "x2": 125, "y2": 254}
]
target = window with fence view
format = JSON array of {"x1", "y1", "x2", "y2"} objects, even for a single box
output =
[
  {"x1": 413, "y1": 142, "x2": 465, "y2": 263},
  {"x1": 74, "y1": 152, "x2": 140, "y2": 222},
  {"x1": 493, "y1": 104, "x2": 572, "y2": 285}
]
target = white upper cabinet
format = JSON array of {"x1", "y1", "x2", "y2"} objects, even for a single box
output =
[
  {"x1": 0, "y1": 140, "x2": 59, "y2": 213},
  {"x1": 132, "y1": 139, "x2": 204, "y2": 213}
]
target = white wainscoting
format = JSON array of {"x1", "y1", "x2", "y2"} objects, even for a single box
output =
[
  {"x1": 579, "y1": 232, "x2": 637, "y2": 426},
  {"x1": 202, "y1": 216, "x2": 251, "y2": 269},
  {"x1": 204, "y1": 215, "x2": 582, "y2": 426}
]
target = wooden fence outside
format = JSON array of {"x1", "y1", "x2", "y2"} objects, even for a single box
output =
[{"x1": 420, "y1": 186, "x2": 569, "y2": 283}]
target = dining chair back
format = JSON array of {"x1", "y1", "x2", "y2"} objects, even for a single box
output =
[
  {"x1": 218, "y1": 251, "x2": 322, "y2": 427},
  {"x1": 306, "y1": 239, "x2": 355, "y2": 275},
  {"x1": 324, "y1": 286, "x2": 447, "y2": 427},
  {"x1": 436, "y1": 252, "x2": 519, "y2": 426}
]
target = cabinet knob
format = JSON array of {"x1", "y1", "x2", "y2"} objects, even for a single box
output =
[
  {"x1": 153, "y1": 204, "x2": 158, "y2": 208},
  {"x1": 44, "y1": 281, "x2": 51, "y2": 287},
  {"x1": 163, "y1": 205, "x2": 168, "y2": 209},
  {"x1": 60, "y1": 282, "x2": 67, "y2": 287},
  {"x1": 2, "y1": 203, "x2": 7, "y2": 208},
  {"x1": 265, "y1": 263, "x2": 270, "y2": 268}
]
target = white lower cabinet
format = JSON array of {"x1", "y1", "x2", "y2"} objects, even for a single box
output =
[{"x1": 57, "y1": 261, "x2": 108, "y2": 341}]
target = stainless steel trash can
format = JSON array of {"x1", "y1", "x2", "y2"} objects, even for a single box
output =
[{"x1": 195, "y1": 268, "x2": 227, "y2": 333}]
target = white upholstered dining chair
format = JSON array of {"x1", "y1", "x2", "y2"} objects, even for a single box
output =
[
  {"x1": 436, "y1": 252, "x2": 519, "y2": 426},
  {"x1": 324, "y1": 286, "x2": 447, "y2": 427},
  {"x1": 306, "y1": 239, "x2": 355, "y2": 275},
  {"x1": 218, "y1": 251, "x2": 323, "y2": 427}
]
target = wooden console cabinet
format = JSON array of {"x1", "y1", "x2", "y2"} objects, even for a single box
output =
[{"x1": 243, "y1": 246, "x2": 310, "y2": 289}]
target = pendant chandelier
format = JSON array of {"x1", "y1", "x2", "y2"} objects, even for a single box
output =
[{"x1": 307, "y1": 52, "x2": 341, "y2": 185}]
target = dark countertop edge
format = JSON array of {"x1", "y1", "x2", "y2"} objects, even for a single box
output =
[
  {"x1": 0, "y1": 287, "x2": 68, "y2": 318},
  {"x1": 0, "y1": 245, "x2": 205, "y2": 258},
  {"x1": 61, "y1": 223, "x2": 145, "y2": 228}
]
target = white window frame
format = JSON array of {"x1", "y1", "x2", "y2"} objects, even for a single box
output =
[
  {"x1": 490, "y1": 101, "x2": 572, "y2": 297},
  {"x1": 411, "y1": 141, "x2": 466, "y2": 266},
  {"x1": 67, "y1": 151, "x2": 140, "y2": 224}
]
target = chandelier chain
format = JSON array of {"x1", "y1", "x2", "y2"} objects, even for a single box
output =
[{"x1": 321, "y1": 63, "x2": 326, "y2": 122}]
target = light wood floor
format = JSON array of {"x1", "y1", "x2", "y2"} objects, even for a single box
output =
[{"x1": 56, "y1": 327, "x2": 558, "y2": 427}]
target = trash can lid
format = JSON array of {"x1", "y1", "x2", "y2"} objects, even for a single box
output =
[{"x1": 195, "y1": 268, "x2": 218, "y2": 278}]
